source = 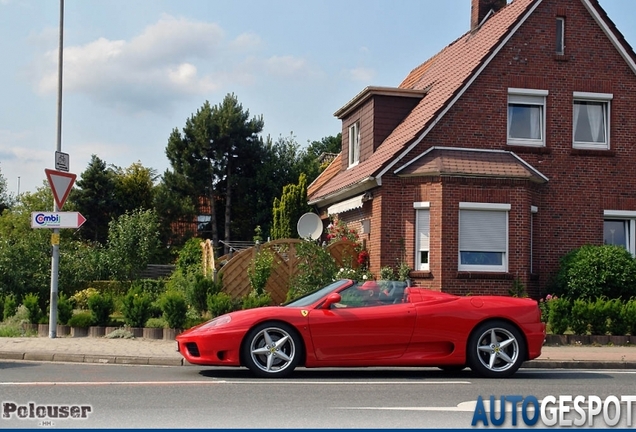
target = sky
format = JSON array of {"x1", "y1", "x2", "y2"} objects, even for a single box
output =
[{"x1": 0, "y1": 0, "x2": 634, "y2": 196}]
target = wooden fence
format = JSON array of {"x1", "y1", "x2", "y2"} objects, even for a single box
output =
[{"x1": 214, "y1": 239, "x2": 359, "y2": 304}]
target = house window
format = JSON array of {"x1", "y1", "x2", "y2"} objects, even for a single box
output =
[
  {"x1": 507, "y1": 88, "x2": 548, "y2": 147},
  {"x1": 556, "y1": 17, "x2": 565, "y2": 55},
  {"x1": 459, "y1": 203, "x2": 510, "y2": 272},
  {"x1": 414, "y1": 202, "x2": 430, "y2": 271},
  {"x1": 348, "y1": 121, "x2": 360, "y2": 167},
  {"x1": 573, "y1": 92, "x2": 612, "y2": 150},
  {"x1": 604, "y1": 210, "x2": 636, "y2": 256}
]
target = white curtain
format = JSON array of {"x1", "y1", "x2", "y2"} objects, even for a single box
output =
[
  {"x1": 530, "y1": 106, "x2": 541, "y2": 139},
  {"x1": 588, "y1": 103, "x2": 604, "y2": 142},
  {"x1": 573, "y1": 102, "x2": 580, "y2": 141}
]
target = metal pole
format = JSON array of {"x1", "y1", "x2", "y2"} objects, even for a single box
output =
[{"x1": 49, "y1": 0, "x2": 64, "y2": 339}]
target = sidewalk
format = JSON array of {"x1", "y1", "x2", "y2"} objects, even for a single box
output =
[{"x1": 1, "y1": 336, "x2": 636, "y2": 369}]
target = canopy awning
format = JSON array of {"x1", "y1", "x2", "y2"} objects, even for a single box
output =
[{"x1": 327, "y1": 194, "x2": 364, "y2": 215}]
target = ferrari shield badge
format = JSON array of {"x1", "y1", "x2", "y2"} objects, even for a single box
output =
[{"x1": 301, "y1": 310, "x2": 309, "y2": 317}]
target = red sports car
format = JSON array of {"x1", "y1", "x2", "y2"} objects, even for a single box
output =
[{"x1": 176, "y1": 279, "x2": 545, "y2": 378}]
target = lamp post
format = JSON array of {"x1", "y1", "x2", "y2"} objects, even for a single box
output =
[{"x1": 49, "y1": 0, "x2": 64, "y2": 339}]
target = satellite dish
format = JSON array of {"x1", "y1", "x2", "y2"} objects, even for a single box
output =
[{"x1": 297, "y1": 213, "x2": 323, "y2": 240}]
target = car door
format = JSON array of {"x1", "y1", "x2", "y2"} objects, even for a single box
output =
[{"x1": 307, "y1": 302, "x2": 416, "y2": 361}]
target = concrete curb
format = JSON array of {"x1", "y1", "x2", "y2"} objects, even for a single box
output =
[
  {"x1": 1, "y1": 351, "x2": 634, "y2": 369},
  {"x1": 0, "y1": 351, "x2": 185, "y2": 366}
]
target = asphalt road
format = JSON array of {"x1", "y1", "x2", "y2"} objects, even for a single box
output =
[{"x1": 2, "y1": 361, "x2": 636, "y2": 429}]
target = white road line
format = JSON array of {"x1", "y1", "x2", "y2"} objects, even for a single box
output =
[{"x1": 0, "y1": 380, "x2": 471, "y2": 386}]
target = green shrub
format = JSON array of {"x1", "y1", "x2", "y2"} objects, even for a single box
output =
[
  {"x1": 71, "y1": 288, "x2": 99, "y2": 309},
  {"x1": 187, "y1": 273, "x2": 216, "y2": 314},
  {"x1": 241, "y1": 291, "x2": 272, "y2": 310},
  {"x1": 570, "y1": 298, "x2": 590, "y2": 335},
  {"x1": 159, "y1": 290, "x2": 187, "y2": 329},
  {"x1": 547, "y1": 296, "x2": 570, "y2": 334},
  {"x1": 145, "y1": 317, "x2": 168, "y2": 328},
  {"x1": 555, "y1": 245, "x2": 636, "y2": 300},
  {"x1": 287, "y1": 241, "x2": 337, "y2": 301},
  {"x1": 57, "y1": 293, "x2": 74, "y2": 325},
  {"x1": 0, "y1": 295, "x2": 4, "y2": 321},
  {"x1": 3, "y1": 294, "x2": 17, "y2": 320},
  {"x1": 67, "y1": 311, "x2": 94, "y2": 328},
  {"x1": 379, "y1": 266, "x2": 396, "y2": 280},
  {"x1": 248, "y1": 248, "x2": 275, "y2": 295},
  {"x1": 0, "y1": 325, "x2": 22, "y2": 337},
  {"x1": 623, "y1": 298, "x2": 636, "y2": 335},
  {"x1": 87, "y1": 292, "x2": 115, "y2": 326},
  {"x1": 207, "y1": 292, "x2": 238, "y2": 318},
  {"x1": 23, "y1": 293, "x2": 43, "y2": 325},
  {"x1": 130, "y1": 279, "x2": 166, "y2": 302},
  {"x1": 121, "y1": 287, "x2": 153, "y2": 328},
  {"x1": 606, "y1": 298, "x2": 629, "y2": 336},
  {"x1": 588, "y1": 297, "x2": 609, "y2": 336}
]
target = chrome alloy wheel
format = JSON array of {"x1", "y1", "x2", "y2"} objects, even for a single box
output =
[
  {"x1": 475, "y1": 327, "x2": 520, "y2": 373},
  {"x1": 249, "y1": 326, "x2": 296, "y2": 375}
]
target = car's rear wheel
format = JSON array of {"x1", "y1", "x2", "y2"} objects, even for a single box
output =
[
  {"x1": 467, "y1": 320, "x2": 526, "y2": 378},
  {"x1": 242, "y1": 322, "x2": 300, "y2": 378}
]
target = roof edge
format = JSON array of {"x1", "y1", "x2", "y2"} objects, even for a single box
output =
[{"x1": 334, "y1": 86, "x2": 427, "y2": 119}]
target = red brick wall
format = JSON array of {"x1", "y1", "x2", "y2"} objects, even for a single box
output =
[{"x1": 370, "y1": 0, "x2": 636, "y2": 297}]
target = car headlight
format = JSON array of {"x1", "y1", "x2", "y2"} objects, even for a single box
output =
[{"x1": 200, "y1": 315, "x2": 232, "y2": 329}]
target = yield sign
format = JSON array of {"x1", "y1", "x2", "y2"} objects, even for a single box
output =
[{"x1": 45, "y1": 169, "x2": 76, "y2": 210}]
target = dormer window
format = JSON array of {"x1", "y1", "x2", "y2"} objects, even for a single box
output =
[
  {"x1": 348, "y1": 121, "x2": 360, "y2": 167},
  {"x1": 556, "y1": 17, "x2": 565, "y2": 55}
]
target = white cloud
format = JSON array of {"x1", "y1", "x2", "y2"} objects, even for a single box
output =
[
  {"x1": 346, "y1": 67, "x2": 375, "y2": 82},
  {"x1": 30, "y1": 14, "x2": 316, "y2": 115},
  {"x1": 33, "y1": 15, "x2": 226, "y2": 114}
]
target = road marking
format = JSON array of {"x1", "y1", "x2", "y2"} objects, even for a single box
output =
[{"x1": 0, "y1": 380, "x2": 471, "y2": 386}]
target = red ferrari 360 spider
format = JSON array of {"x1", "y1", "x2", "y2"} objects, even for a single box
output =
[{"x1": 176, "y1": 279, "x2": 545, "y2": 378}]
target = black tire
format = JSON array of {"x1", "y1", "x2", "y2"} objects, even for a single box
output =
[
  {"x1": 467, "y1": 320, "x2": 526, "y2": 378},
  {"x1": 242, "y1": 322, "x2": 301, "y2": 378}
]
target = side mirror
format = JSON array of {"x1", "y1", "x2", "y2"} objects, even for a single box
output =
[{"x1": 322, "y1": 293, "x2": 342, "y2": 309}]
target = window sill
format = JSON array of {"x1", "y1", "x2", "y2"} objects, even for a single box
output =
[
  {"x1": 506, "y1": 145, "x2": 552, "y2": 155},
  {"x1": 570, "y1": 148, "x2": 615, "y2": 157},
  {"x1": 554, "y1": 54, "x2": 568, "y2": 62},
  {"x1": 410, "y1": 270, "x2": 433, "y2": 279},
  {"x1": 456, "y1": 272, "x2": 513, "y2": 280}
]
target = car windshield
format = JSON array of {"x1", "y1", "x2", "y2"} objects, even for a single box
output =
[{"x1": 284, "y1": 279, "x2": 353, "y2": 307}]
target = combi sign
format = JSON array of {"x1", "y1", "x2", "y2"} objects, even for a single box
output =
[{"x1": 31, "y1": 212, "x2": 86, "y2": 229}]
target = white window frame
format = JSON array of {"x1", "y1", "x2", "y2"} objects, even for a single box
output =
[
  {"x1": 507, "y1": 88, "x2": 548, "y2": 147},
  {"x1": 458, "y1": 203, "x2": 510, "y2": 272},
  {"x1": 530, "y1": 206, "x2": 538, "y2": 274},
  {"x1": 348, "y1": 121, "x2": 360, "y2": 167},
  {"x1": 604, "y1": 210, "x2": 636, "y2": 256},
  {"x1": 414, "y1": 202, "x2": 430, "y2": 271},
  {"x1": 573, "y1": 92, "x2": 612, "y2": 150},
  {"x1": 556, "y1": 17, "x2": 565, "y2": 55}
]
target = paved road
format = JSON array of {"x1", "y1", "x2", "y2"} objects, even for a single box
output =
[{"x1": 1, "y1": 361, "x2": 636, "y2": 428}]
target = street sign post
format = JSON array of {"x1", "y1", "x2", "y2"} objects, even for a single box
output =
[{"x1": 31, "y1": 212, "x2": 86, "y2": 229}]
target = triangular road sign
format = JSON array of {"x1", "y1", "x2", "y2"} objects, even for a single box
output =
[{"x1": 45, "y1": 169, "x2": 76, "y2": 210}]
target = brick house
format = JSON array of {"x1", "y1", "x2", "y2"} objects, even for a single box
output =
[{"x1": 306, "y1": 0, "x2": 636, "y2": 298}]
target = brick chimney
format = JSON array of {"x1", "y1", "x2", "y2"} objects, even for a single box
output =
[{"x1": 471, "y1": 0, "x2": 507, "y2": 30}]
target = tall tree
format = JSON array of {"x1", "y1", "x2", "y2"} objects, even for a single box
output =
[
  {"x1": 70, "y1": 155, "x2": 117, "y2": 244},
  {"x1": 113, "y1": 161, "x2": 158, "y2": 214},
  {"x1": 271, "y1": 174, "x2": 311, "y2": 240},
  {"x1": 164, "y1": 94, "x2": 264, "y2": 254}
]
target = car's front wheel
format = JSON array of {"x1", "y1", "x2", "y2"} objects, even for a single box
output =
[
  {"x1": 467, "y1": 320, "x2": 526, "y2": 378},
  {"x1": 242, "y1": 322, "x2": 301, "y2": 378}
]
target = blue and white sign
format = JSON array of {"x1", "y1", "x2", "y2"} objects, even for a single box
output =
[{"x1": 31, "y1": 212, "x2": 86, "y2": 229}]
